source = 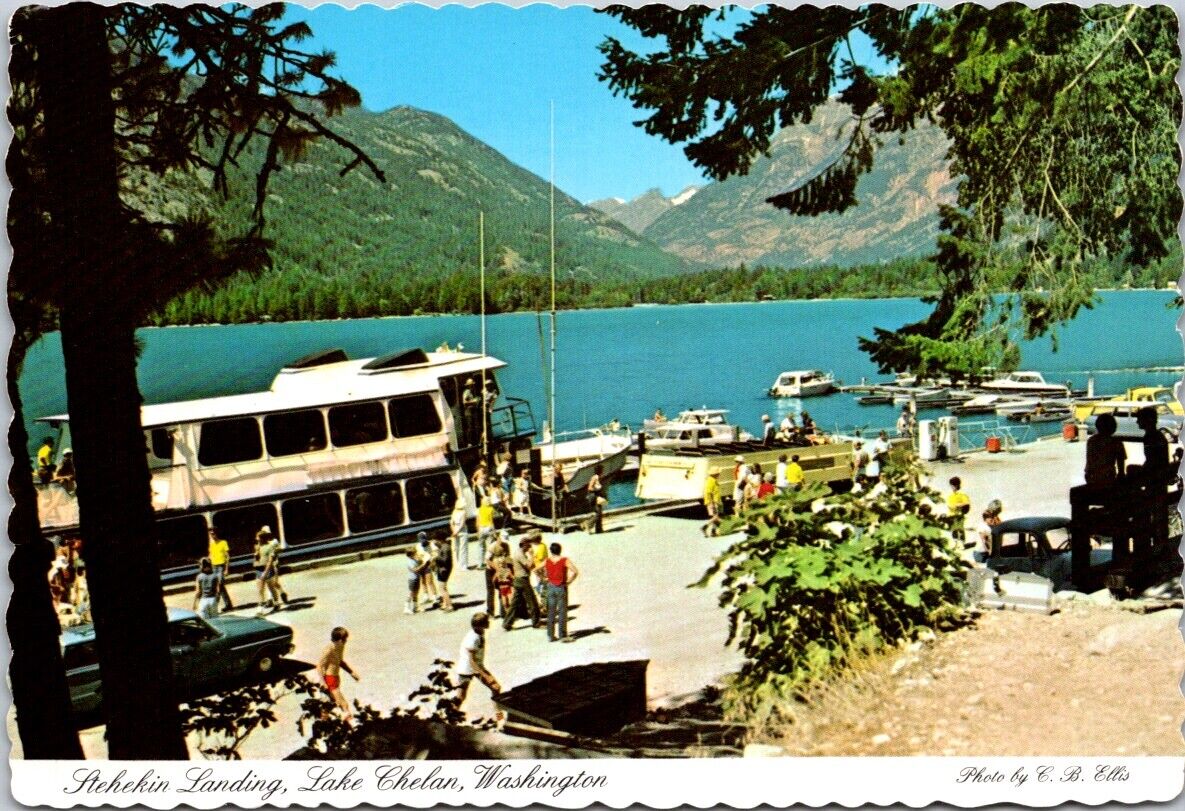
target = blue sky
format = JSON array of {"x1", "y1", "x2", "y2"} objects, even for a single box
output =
[{"x1": 284, "y1": 5, "x2": 886, "y2": 204}]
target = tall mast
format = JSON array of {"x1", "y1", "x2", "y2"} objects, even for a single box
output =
[
  {"x1": 479, "y1": 210, "x2": 488, "y2": 460},
  {"x1": 549, "y1": 102, "x2": 558, "y2": 534}
]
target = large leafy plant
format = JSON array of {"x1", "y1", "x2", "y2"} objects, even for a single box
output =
[{"x1": 697, "y1": 461, "x2": 967, "y2": 711}]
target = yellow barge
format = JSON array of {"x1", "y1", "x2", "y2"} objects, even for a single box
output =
[{"x1": 635, "y1": 438, "x2": 857, "y2": 502}]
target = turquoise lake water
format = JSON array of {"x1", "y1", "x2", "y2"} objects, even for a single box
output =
[{"x1": 19, "y1": 291, "x2": 1183, "y2": 464}]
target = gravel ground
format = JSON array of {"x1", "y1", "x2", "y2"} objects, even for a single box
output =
[{"x1": 766, "y1": 601, "x2": 1184, "y2": 757}]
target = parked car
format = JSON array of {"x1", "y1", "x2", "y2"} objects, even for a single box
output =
[
  {"x1": 1083, "y1": 401, "x2": 1182, "y2": 441},
  {"x1": 62, "y1": 607, "x2": 294, "y2": 714},
  {"x1": 985, "y1": 516, "x2": 1111, "y2": 592}
]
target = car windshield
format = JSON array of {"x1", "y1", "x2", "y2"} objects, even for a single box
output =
[{"x1": 1046, "y1": 527, "x2": 1070, "y2": 549}]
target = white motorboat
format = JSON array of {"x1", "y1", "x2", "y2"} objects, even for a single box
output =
[
  {"x1": 768, "y1": 369, "x2": 836, "y2": 398},
  {"x1": 535, "y1": 423, "x2": 633, "y2": 482},
  {"x1": 978, "y1": 371, "x2": 1071, "y2": 396},
  {"x1": 950, "y1": 393, "x2": 1022, "y2": 416},
  {"x1": 640, "y1": 408, "x2": 752, "y2": 451},
  {"x1": 891, "y1": 387, "x2": 974, "y2": 408}
]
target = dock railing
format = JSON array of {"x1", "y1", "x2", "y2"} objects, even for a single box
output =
[{"x1": 951, "y1": 418, "x2": 1038, "y2": 454}]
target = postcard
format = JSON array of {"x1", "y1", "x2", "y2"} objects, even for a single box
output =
[{"x1": 5, "y1": 0, "x2": 1182, "y2": 807}]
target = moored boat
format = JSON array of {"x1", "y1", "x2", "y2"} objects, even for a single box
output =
[
  {"x1": 639, "y1": 408, "x2": 752, "y2": 450},
  {"x1": 768, "y1": 369, "x2": 836, "y2": 398},
  {"x1": 635, "y1": 437, "x2": 855, "y2": 502},
  {"x1": 977, "y1": 371, "x2": 1071, "y2": 396},
  {"x1": 34, "y1": 347, "x2": 536, "y2": 582}
]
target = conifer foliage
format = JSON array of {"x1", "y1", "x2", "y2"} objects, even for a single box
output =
[
  {"x1": 7, "y1": 3, "x2": 380, "y2": 759},
  {"x1": 600, "y1": 3, "x2": 1181, "y2": 378}
]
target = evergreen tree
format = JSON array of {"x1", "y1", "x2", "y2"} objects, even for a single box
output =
[
  {"x1": 8, "y1": 3, "x2": 380, "y2": 758},
  {"x1": 599, "y1": 3, "x2": 1181, "y2": 377}
]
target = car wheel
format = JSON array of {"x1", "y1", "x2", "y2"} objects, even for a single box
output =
[{"x1": 253, "y1": 649, "x2": 278, "y2": 675}]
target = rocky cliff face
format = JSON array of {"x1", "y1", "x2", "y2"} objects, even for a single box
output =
[
  {"x1": 620, "y1": 104, "x2": 958, "y2": 268},
  {"x1": 590, "y1": 185, "x2": 702, "y2": 236}
]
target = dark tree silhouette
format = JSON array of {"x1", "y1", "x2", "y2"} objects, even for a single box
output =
[
  {"x1": 8, "y1": 2, "x2": 382, "y2": 758},
  {"x1": 600, "y1": 4, "x2": 1181, "y2": 378}
]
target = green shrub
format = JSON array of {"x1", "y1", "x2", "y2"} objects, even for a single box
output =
[{"x1": 695, "y1": 461, "x2": 968, "y2": 711}]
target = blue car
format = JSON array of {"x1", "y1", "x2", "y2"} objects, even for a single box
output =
[
  {"x1": 986, "y1": 516, "x2": 1111, "y2": 591},
  {"x1": 62, "y1": 607, "x2": 294, "y2": 714}
]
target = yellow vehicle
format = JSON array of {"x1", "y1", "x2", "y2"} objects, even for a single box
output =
[
  {"x1": 1071, "y1": 386, "x2": 1182, "y2": 422},
  {"x1": 635, "y1": 440, "x2": 856, "y2": 502}
]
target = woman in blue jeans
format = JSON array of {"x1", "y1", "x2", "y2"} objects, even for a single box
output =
[{"x1": 537, "y1": 542, "x2": 579, "y2": 642}]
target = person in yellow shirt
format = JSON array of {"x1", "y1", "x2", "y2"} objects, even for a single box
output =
[
  {"x1": 786, "y1": 455, "x2": 805, "y2": 489},
  {"x1": 531, "y1": 531, "x2": 549, "y2": 602},
  {"x1": 946, "y1": 476, "x2": 971, "y2": 542},
  {"x1": 207, "y1": 527, "x2": 234, "y2": 611},
  {"x1": 474, "y1": 498, "x2": 495, "y2": 570},
  {"x1": 701, "y1": 470, "x2": 722, "y2": 537},
  {"x1": 36, "y1": 436, "x2": 55, "y2": 483}
]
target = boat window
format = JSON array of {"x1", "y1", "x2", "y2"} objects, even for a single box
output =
[
  {"x1": 156, "y1": 515, "x2": 208, "y2": 571},
  {"x1": 198, "y1": 418, "x2": 263, "y2": 467},
  {"x1": 345, "y1": 482, "x2": 405, "y2": 533},
  {"x1": 440, "y1": 375, "x2": 460, "y2": 408},
  {"x1": 328, "y1": 402, "x2": 388, "y2": 447},
  {"x1": 281, "y1": 493, "x2": 344, "y2": 545},
  {"x1": 405, "y1": 473, "x2": 455, "y2": 521},
  {"x1": 389, "y1": 394, "x2": 443, "y2": 438},
  {"x1": 212, "y1": 503, "x2": 278, "y2": 559},
  {"x1": 264, "y1": 410, "x2": 328, "y2": 457},
  {"x1": 150, "y1": 429, "x2": 174, "y2": 462},
  {"x1": 63, "y1": 640, "x2": 98, "y2": 671}
]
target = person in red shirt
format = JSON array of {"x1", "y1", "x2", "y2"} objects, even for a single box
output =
[
  {"x1": 757, "y1": 472, "x2": 776, "y2": 499},
  {"x1": 535, "y1": 542, "x2": 579, "y2": 643}
]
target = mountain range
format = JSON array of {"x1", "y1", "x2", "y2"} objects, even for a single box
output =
[
  {"x1": 591, "y1": 103, "x2": 958, "y2": 268},
  {"x1": 148, "y1": 101, "x2": 960, "y2": 324}
]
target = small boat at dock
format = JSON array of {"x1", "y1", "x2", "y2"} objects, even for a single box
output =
[
  {"x1": 639, "y1": 408, "x2": 752, "y2": 451},
  {"x1": 768, "y1": 370, "x2": 836, "y2": 398},
  {"x1": 978, "y1": 371, "x2": 1071, "y2": 397}
]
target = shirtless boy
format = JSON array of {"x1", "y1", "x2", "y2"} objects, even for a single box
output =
[{"x1": 316, "y1": 627, "x2": 360, "y2": 723}]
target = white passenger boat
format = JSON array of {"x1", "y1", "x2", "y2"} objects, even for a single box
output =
[
  {"x1": 977, "y1": 371, "x2": 1071, "y2": 396},
  {"x1": 768, "y1": 370, "x2": 835, "y2": 398},
  {"x1": 34, "y1": 347, "x2": 536, "y2": 581}
]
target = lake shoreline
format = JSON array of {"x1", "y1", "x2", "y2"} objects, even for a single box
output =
[{"x1": 145, "y1": 286, "x2": 1179, "y2": 331}]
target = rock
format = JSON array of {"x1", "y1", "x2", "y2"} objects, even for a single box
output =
[
  {"x1": 1052, "y1": 590, "x2": 1088, "y2": 605},
  {"x1": 916, "y1": 628, "x2": 937, "y2": 643},
  {"x1": 1089, "y1": 588, "x2": 1114, "y2": 606},
  {"x1": 890, "y1": 656, "x2": 912, "y2": 675},
  {"x1": 872, "y1": 733, "x2": 891, "y2": 746},
  {"x1": 743, "y1": 743, "x2": 786, "y2": 757}
]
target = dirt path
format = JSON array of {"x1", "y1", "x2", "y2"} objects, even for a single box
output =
[{"x1": 764, "y1": 602, "x2": 1183, "y2": 756}]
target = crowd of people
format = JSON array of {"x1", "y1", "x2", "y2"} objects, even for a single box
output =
[
  {"x1": 190, "y1": 525, "x2": 289, "y2": 619},
  {"x1": 47, "y1": 535, "x2": 88, "y2": 626}
]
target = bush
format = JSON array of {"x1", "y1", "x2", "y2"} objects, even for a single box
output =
[
  {"x1": 695, "y1": 460, "x2": 968, "y2": 713},
  {"x1": 297, "y1": 658, "x2": 496, "y2": 757}
]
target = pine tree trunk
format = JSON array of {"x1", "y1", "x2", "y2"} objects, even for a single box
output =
[
  {"x1": 34, "y1": 3, "x2": 187, "y2": 759},
  {"x1": 6, "y1": 339, "x2": 83, "y2": 759}
]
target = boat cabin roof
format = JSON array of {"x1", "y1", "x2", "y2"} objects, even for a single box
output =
[
  {"x1": 1000, "y1": 371, "x2": 1048, "y2": 383},
  {"x1": 777, "y1": 370, "x2": 823, "y2": 380},
  {"x1": 39, "y1": 350, "x2": 504, "y2": 428},
  {"x1": 676, "y1": 408, "x2": 730, "y2": 422}
]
